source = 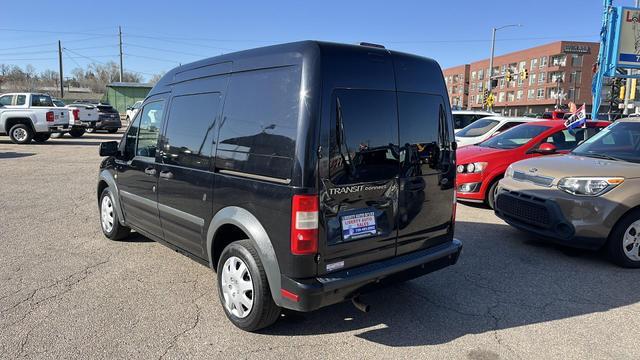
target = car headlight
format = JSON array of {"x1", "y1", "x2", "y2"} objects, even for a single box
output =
[
  {"x1": 505, "y1": 165, "x2": 514, "y2": 179},
  {"x1": 557, "y1": 177, "x2": 624, "y2": 196},
  {"x1": 457, "y1": 162, "x2": 487, "y2": 173}
]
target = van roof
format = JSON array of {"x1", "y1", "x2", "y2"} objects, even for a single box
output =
[{"x1": 151, "y1": 40, "x2": 445, "y2": 97}]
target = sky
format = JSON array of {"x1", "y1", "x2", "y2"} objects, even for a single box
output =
[{"x1": 0, "y1": 0, "x2": 634, "y2": 81}]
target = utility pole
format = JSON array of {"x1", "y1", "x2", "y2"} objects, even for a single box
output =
[
  {"x1": 58, "y1": 40, "x2": 64, "y2": 98},
  {"x1": 486, "y1": 24, "x2": 521, "y2": 110},
  {"x1": 119, "y1": 26, "x2": 124, "y2": 82}
]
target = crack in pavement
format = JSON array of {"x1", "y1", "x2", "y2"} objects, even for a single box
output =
[{"x1": 158, "y1": 275, "x2": 205, "y2": 360}]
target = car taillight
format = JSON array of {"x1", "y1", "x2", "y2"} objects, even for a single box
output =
[
  {"x1": 72, "y1": 109, "x2": 80, "y2": 123},
  {"x1": 46, "y1": 111, "x2": 54, "y2": 122},
  {"x1": 291, "y1": 194, "x2": 319, "y2": 255}
]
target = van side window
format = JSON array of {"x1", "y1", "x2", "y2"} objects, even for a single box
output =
[
  {"x1": 398, "y1": 92, "x2": 446, "y2": 176},
  {"x1": 136, "y1": 101, "x2": 165, "y2": 158},
  {"x1": 163, "y1": 93, "x2": 220, "y2": 170},
  {"x1": 329, "y1": 89, "x2": 399, "y2": 185},
  {"x1": 124, "y1": 114, "x2": 141, "y2": 159},
  {"x1": 216, "y1": 66, "x2": 301, "y2": 180}
]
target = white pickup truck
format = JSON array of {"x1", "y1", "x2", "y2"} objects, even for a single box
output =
[
  {"x1": 0, "y1": 93, "x2": 70, "y2": 144},
  {"x1": 52, "y1": 98, "x2": 99, "y2": 138}
]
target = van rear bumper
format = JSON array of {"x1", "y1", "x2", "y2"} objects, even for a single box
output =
[{"x1": 279, "y1": 239, "x2": 462, "y2": 312}]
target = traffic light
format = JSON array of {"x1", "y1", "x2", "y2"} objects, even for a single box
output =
[
  {"x1": 631, "y1": 78, "x2": 637, "y2": 100},
  {"x1": 610, "y1": 78, "x2": 623, "y2": 113},
  {"x1": 505, "y1": 70, "x2": 512, "y2": 82},
  {"x1": 519, "y1": 68, "x2": 528, "y2": 80}
]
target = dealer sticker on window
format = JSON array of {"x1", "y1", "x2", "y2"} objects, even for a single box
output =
[{"x1": 341, "y1": 211, "x2": 377, "y2": 240}]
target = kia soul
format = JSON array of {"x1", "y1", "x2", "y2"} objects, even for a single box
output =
[{"x1": 96, "y1": 41, "x2": 462, "y2": 331}]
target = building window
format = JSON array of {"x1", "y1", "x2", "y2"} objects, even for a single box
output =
[
  {"x1": 507, "y1": 91, "x2": 515, "y2": 102},
  {"x1": 568, "y1": 88, "x2": 581, "y2": 100},
  {"x1": 470, "y1": 95, "x2": 475, "y2": 104},
  {"x1": 470, "y1": 82, "x2": 476, "y2": 91},
  {"x1": 471, "y1": 71, "x2": 476, "y2": 80},
  {"x1": 477, "y1": 82, "x2": 483, "y2": 91},
  {"x1": 499, "y1": 78, "x2": 505, "y2": 89},
  {"x1": 517, "y1": 89, "x2": 524, "y2": 100},
  {"x1": 519, "y1": 61, "x2": 527, "y2": 70},
  {"x1": 539, "y1": 72, "x2": 546, "y2": 84},
  {"x1": 570, "y1": 71, "x2": 582, "y2": 85},
  {"x1": 550, "y1": 72, "x2": 565, "y2": 83},
  {"x1": 530, "y1": 58, "x2": 538, "y2": 70},
  {"x1": 478, "y1": 69, "x2": 484, "y2": 80},
  {"x1": 517, "y1": 77, "x2": 523, "y2": 87},
  {"x1": 498, "y1": 92, "x2": 506, "y2": 102},
  {"x1": 572, "y1": 54, "x2": 583, "y2": 67},
  {"x1": 529, "y1": 73, "x2": 537, "y2": 86},
  {"x1": 527, "y1": 89, "x2": 536, "y2": 99},
  {"x1": 540, "y1": 56, "x2": 548, "y2": 68},
  {"x1": 551, "y1": 54, "x2": 567, "y2": 66},
  {"x1": 537, "y1": 88, "x2": 545, "y2": 99}
]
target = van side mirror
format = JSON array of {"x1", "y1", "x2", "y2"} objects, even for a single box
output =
[
  {"x1": 535, "y1": 142, "x2": 557, "y2": 155},
  {"x1": 99, "y1": 141, "x2": 119, "y2": 157}
]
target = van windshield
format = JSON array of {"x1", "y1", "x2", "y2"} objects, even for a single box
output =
[
  {"x1": 479, "y1": 124, "x2": 550, "y2": 149},
  {"x1": 572, "y1": 122, "x2": 640, "y2": 163},
  {"x1": 456, "y1": 118, "x2": 499, "y2": 137}
]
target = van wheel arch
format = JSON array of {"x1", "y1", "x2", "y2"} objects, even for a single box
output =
[{"x1": 206, "y1": 206, "x2": 283, "y2": 306}]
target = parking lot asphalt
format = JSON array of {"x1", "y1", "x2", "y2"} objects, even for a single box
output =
[{"x1": 0, "y1": 132, "x2": 638, "y2": 360}]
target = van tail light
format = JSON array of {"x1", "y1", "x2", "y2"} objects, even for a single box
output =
[
  {"x1": 72, "y1": 109, "x2": 80, "y2": 123},
  {"x1": 291, "y1": 194, "x2": 319, "y2": 255},
  {"x1": 46, "y1": 111, "x2": 55, "y2": 122}
]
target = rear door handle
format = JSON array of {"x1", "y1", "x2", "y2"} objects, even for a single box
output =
[{"x1": 144, "y1": 167, "x2": 156, "y2": 176}]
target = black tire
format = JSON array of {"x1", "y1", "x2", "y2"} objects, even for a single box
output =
[
  {"x1": 99, "y1": 188, "x2": 131, "y2": 241},
  {"x1": 33, "y1": 133, "x2": 51, "y2": 143},
  {"x1": 86, "y1": 127, "x2": 96, "y2": 133},
  {"x1": 8, "y1": 123, "x2": 33, "y2": 144},
  {"x1": 606, "y1": 209, "x2": 640, "y2": 268},
  {"x1": 217, "y1": 240, "x2": 281, "y2": 331},
  {"x1": 108, "y1": 128, "x2": 118, "y2": 134},
  {"x1": 486, "y1": 178, "x2": 502, "y2": 210},
  {"x1": 69, "y1": 128, "x2": 86, "y2": 138}
]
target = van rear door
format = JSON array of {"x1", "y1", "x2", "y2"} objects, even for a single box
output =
[
  {"x1": 318, "y1": 89, "x2": 400, "y2": 274},
  {"x1": 396, "y1": 93, "x2": 455, "y2": 255}
]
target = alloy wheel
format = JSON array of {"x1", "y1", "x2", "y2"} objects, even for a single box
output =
[
  {"x1": 622, "y1": 220, "x2": 640, "y2": 262},
  {"x1": 12, "y1": 128, "x2": 28, "y2": 142}
]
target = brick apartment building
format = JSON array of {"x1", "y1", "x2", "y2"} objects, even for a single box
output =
[{"x1": 443, "y1": 41, "x2": 598, "y2": 116}]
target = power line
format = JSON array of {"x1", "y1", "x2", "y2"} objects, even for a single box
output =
[
  {"x1": 0, "y1": 36, "x2": 114, "y2": 52},
  {"x1": 124, "y1": 53, "x2": 182, "y2": 64},
  {"x1": 123, "y1": 43, "x2": 207, "y2": 57}
]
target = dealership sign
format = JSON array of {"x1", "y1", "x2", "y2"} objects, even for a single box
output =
[
  {"x1": 563, "y1": 45, "x2": 591, "y2": 54},
  {"x1": 617, "y1": 8, "x2": 640, "y2": 66}
]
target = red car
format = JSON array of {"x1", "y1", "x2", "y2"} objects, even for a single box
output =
[{"x1": 456, "y1": 120, "x2": 610, "y2": 208}]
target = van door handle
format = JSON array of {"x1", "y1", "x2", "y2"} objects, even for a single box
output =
[
  {"x1": 144, "y1": 167, "x2": 156, "y2": 176},
  {"x1": 159, "y1": 170, "x2": 173, "y2": 179}
]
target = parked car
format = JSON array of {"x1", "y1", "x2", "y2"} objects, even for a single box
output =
[
  {"x1": 523, "y1": 112, "x2": 543, "y2": 118},
  {"x1": 51, "y1": 98, "x2": 99, "y2": 138},
  {"x1": 542, "y1": 110, "x2": 568, "y2": 120},
  {"x1": 125, "y1": 100, "x2": 142, "y2": 122},
  {"x1": 452, "y1": 110, "x2": 495, "y2": 132},
  {"x1": 75, "y1": 100, "x2": 121, "y2": 133},
  {"x1": 495, "y1": 118, "x2": 640, "y2": 268},
  {"x1": 0, "y1": 92, "x2": 69, "y2": 144},
  {"x1": 96, "y1": 41, "x2": 462, "y2": 331},
  {"x1": 455, "y1": 116, "x2": 539, "y2": 148},
  {"x1": 456, "y1": 120, "x2": 610, "y2": 208}
]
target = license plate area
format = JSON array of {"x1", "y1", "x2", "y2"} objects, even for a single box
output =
[{"x1": 341, "y1": 210, "x2": 377, "y2": 241}]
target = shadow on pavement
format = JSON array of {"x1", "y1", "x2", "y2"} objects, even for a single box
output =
[
  {"x1": 261, "y1": 221, "x2": 638, "y2": 347},
  {"x1": 0, "y1": 151, "x2": 36, "y2": 159}
]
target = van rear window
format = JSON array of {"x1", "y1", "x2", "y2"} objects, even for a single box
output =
[{"x1": 216, "y1": 66, "x2": 301, "y2": 180}]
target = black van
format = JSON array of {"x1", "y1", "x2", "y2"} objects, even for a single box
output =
[{"x1": 97, "y1": 41, "x2": 462, "y2": 331}]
